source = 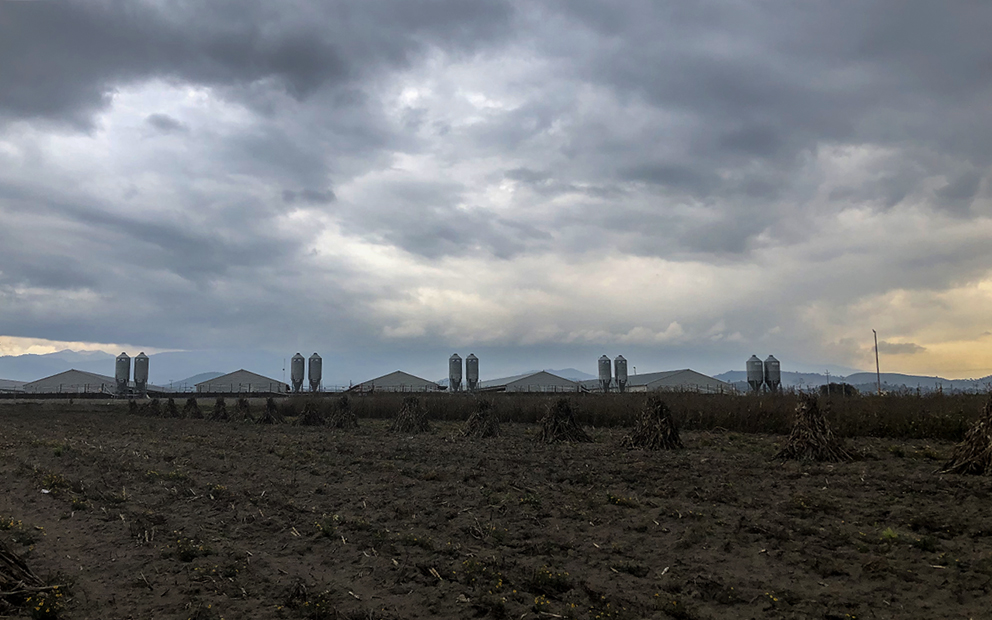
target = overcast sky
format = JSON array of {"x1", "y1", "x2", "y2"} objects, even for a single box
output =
[{"x1": 2, "y1": 0, "x2": 992, "y2": 382}]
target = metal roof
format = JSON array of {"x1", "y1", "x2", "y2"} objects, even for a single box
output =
[
  {"x1": 195, "y1": 369, "x2": 287, "y2": 392},
  {"x1": 478, "y1": 371, "x2": 578, "y2": 392},
  {"x1": 579, "y1": 368, "x2": 733, "y2": 393},
  {"x1": 22, "y1": 369, "x2": 165, "y2": 394},
  {"x1": 350, "y1": 371, "x2": 440, "y2": 392}
]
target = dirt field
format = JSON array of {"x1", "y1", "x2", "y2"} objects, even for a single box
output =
[{"x1": 1, "y1": 401, "x2": 991, "y2": 619}]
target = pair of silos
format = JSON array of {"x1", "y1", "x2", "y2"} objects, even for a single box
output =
[
  {"x1": 448, "y1": 353, "x2": 479, "y2": 391},
  {"x1": 597, "y1": 355, "x2": 628, "y2": 392},
  {"x1": 115, "y1": 352, "x2": 149, "y2": 396},
  {"x1": 746, "y1": 355, "x2": 781, "y2": 393},
  {"x1": 290, "y1": 353, "x2": 322, "y2": 393}
]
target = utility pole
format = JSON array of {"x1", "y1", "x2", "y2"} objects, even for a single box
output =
[{"x1": 873, "y1": 329, "x2": 881, "y2": 396}]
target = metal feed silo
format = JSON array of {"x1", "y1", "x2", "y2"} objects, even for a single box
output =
[
  {"x1": 308, "y1": 353, "x2": 322, "y2": 392},
  {"x1": 764, "y1": 355, "x2": 781, "y2": 393},
  {"x1": 115, "y1": 352, "x2": 131, "y2": 396},
  {"x1": 746, "y1": 355, "x2": 764, "y2": 393},
  {"x1": 598, "y1": 355, "x2": 612, "y2": 392},
  {"x1": 290, "y1": 353, "x2": 305, "y2": 393},
  {"x1": 448, "y1": 354, "x2": 462, "y2": 392},
  {"x1": 614, "y1": 355, "x2": 628, "y2": 393},
  {"x1": 465, "y1": 354, "x2": 479, "y2": 391},
  {"x1": 133, "y1": 352, "x2": 149, "y2": 395}
]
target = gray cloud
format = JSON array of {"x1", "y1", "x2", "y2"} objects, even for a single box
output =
[
  {"x1": 877, "y1": 341, "x2": 927, "y2": 355},
  {"x1": 283, "y1": 189, "x2": 336, "y2": 205},
  {"x1": 146, "y1": 113, "x2": 187, "y2": 134}
]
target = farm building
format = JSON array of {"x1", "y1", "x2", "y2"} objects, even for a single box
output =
[
  {"x1": 0, "y1": 378, "x2": 25, "y2": 393},
  {"x1": 580, "y1": 369, "x2": 733, "y2": 394},
  {"x1": 22, "y1": 369, "x2": 164, "y2": 394},
  {"x1": 348, "y1": 371, "x2": 441, "y2": 393},
  {"x1": 478, "y1": 371, "x2": 580, "y2": 393},
  {"x1": 195, "y1": 369, "x2": 288, "y2": 393}
]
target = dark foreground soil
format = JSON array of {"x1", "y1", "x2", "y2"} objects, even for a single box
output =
[{"x1": 1, "y1": 402, "x2": 991, "y2": 619}]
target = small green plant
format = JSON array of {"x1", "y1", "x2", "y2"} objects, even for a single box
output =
[
  {"x1": 519, "y1": 493, "x2": 541, "y2": 507},
  {"x1": 529, "y1": 566, "x2": 572, "y2": 597},
  {"x1": 0, "y1": 516, "x2": 23, "y2": 530},
  {"x1": 169, "y1": 533, "x2": 212, "y2": 562},
  {"x1": 25, "y1": 586, "x2": 66, "y2": 620},
  {"x1": 314, "y1": 514, "x2": 340, "y2": 538},
  {"x1": 880, "y1": 527, "x2": 899, "y2": 542},
  {"x1": 607, "y1": 493, "x2": 638, "y2": 508}
]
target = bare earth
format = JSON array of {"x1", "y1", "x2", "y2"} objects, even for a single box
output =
[{"x1": 1, "y1": 402, "x2": 990, "y2": 619}]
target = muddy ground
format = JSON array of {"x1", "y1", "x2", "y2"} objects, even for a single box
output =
[{"x1": 1, "y1": 401, "x2": 991, "y2": 619}]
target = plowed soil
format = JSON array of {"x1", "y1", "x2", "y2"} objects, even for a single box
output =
[{"x1": 1, "y1": 401, "x2": 991, "y2": 619}]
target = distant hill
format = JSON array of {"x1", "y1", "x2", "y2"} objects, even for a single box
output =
[
  {"x1": 715, "y1": 370, "x2": 992, "y2": 393},
  {"x1": 170, "y1": 372, "x2": 224, "y2": 391},
  {"x1": 0, "y1": 350, "x2": 116, "y2": 382}
]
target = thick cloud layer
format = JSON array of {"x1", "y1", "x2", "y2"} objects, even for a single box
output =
[{"x1": 1, "y1": 0, "x2": 991, "y2": 380}]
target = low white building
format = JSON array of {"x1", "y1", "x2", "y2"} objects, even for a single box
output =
[
  {"x1": 581, "y1": 368, "x2": 733, "y2": 394},
  {"x1": 478, "y1": 371, "x2": 579, "y2": 393},
  {"x1": 349, "y1": 371, "x2": 441, "y2": 393},
  {"x1": 0, "y1": 379, "x2": 25, "y2": 393},
  {"x1": 195, "y1": 369, "x2": 288, "y2": 393},
  {"x1": 22, "y1": 369, "x2": 165, "y2": 394}
]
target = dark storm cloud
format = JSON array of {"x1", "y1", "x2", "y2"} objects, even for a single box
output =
[
  {"x1": 341, "y1": 178, "x2": 551, "y2": 259},
  {"x1": 0, "y1": 0, "x2": 514, "y2": 125}
]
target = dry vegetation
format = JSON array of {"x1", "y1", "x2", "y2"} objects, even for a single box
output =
[
  {"x1": 775, "y1": 394, "x2": 854, "y2": 462},
  {"x1": 1, "y1": 392, "x2": 991, "y2": 619}
]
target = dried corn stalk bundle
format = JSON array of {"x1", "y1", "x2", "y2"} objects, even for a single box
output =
[
  {"x1": 776, "y1": 394, "x2": 853, "y2": 462},
  {"x1": 257, "y1": 397, "x2": 284, "y2": 424},
  {"x1": 390, "y1": 396, "x2": 431, "y2": 434},
  {"x1": 183, "y1": 397, "x2": 203, "y2": 419},
  {"x1": 621, "y1": 396, "x2": 683, "y2": 450},
  {"x1": 462, "y1": 399, "x2": 500, "y2": 438},
  {"x1": 165, "y1": 398, "x2": 180, "y2": 418},
  {"x1": 940, "y1": 398, "x2": 992, "y2": 475},
  {"x1": 235, "y1": 397, "x2": 254, "y2": 422},
  {"x1": 538, "y1": 398, "x2": 592, "y2": 443},
  {"x1": 327, "y1": 396, "x2": 358, "y2": 429},
  {"x1": 211, "y1": 397, "x2": 229, "y2": 422},
  {"x1": 296, "y1": 401, "x2": 326, "y2": 426}
]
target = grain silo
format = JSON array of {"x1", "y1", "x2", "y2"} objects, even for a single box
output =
[
  {"x1": 115, "y1": 352, "x2": 131, "y2": 396},
  {"x1": 133, "y1": 352, "x2": 149, "y2": 396},
  {"x1": 290, "y1": 353, "x2": 305, "y2": 393},
  {"x1": 614, "y1": 355, "x2": 628, "y2": 393},
  {"x1": 764, "y1": 355, "x2": 781, "y2": 393},
  {"x1": 746, "y1": 355, "x2": 764, "y2": 393},
  {"x1": 598, "y1": 355, "x2": 612, "y2": 392},
  {"x1": 448, "y1": 354, "x2": 462, "y2": 392},
  {"x1": 308, "y1": 353, "x2": 322, "y2": 392},
  {"x1": 466, "y1": 354, "x2": 479, "y2": 391}
]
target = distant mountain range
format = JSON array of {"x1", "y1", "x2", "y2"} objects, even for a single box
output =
[{"x1": 714, "y1": 370, "x2": 992, "y2": 393}]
